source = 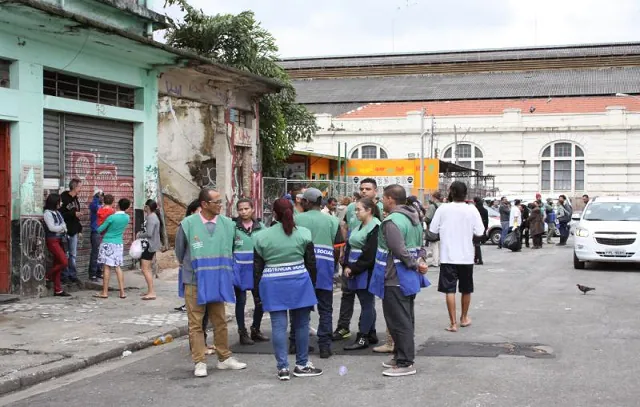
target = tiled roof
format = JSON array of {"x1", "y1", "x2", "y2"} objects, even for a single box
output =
[
  {"x1": 292, "y1": 67, "x2": 640, "y2": 104},
  {"x1": 336, "y1": 96, "x2": 640, "y2": 119},
  {"x1": 280, "y1": 42, "x2": 640, "y2": 70}
]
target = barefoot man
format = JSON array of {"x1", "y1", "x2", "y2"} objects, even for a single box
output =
[{"x1": 428, "y1": 181, "x2": 485, "y2": 332}]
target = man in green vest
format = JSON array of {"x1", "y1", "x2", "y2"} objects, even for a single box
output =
[
  {"x1": 175, "y1": 188, "x2": 247, "y2": 378},
  {"x1": 334, "y1": 178, "x2": 391, "y2": 352},
  {"x1": 294, "y1": 188, "x2": 345, "y2": 359},
  {"x1": 378, "y1": 184, "x2": 428, "y2": 377}
]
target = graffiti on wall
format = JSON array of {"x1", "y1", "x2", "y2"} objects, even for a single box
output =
[
  {"x1": 20, "y1": 165, "x2": 43, "y2": 215},
  {"x1": 68, "y1": 151, "x2": 135, "y2": 251}
]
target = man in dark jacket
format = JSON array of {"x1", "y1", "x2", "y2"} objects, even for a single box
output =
[
  {"x1": 557, "y1": 195, "x2": 573, "y2": 246},
  {"x1": 60, "y1": 178, "x2": 83, "y2": 284},
  {"x1": 473, "y1": 197, "x2": 489, "y2": 265},
  {"x1": 498, "y1": 197, "x2": 510, "y2": 249}
]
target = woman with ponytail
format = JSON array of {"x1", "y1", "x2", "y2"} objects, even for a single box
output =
[
  {"x1": 253, "y1": 198, "x2": 323, "y2": 381},
  {"x1": 137, "y1": 199, "x2": 164, "y2": 300}
]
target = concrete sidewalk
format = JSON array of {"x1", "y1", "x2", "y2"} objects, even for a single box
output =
[{"x1": 0, "y1": 267, "x2": 221, "y2": 395}]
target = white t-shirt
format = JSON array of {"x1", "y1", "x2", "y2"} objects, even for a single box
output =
[
  {"x1": 429, "y1": 202, "x2": 485, "y2": 265},
  {"x1": 509, "y1": 205, "x2": 521, "y2": 228}
]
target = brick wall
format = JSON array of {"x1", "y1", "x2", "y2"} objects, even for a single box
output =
[{"x1": 163, "y1": 195, "x2": 187, "y2": 247}]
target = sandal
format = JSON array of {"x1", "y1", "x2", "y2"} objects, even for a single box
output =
[
  {"x1": 93, "y1": 293, "x2": 108, "y2": 299},
  {"x1": 142, "y1": 296, "x2": 156, "y2": 301},
  {"x1": 119, "y1": 294, "x2": 127, "y2": 299}
]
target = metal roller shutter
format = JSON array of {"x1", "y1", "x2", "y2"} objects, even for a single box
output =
[
  {"x1": 43, "y1": 111, "x2": 62, "y2": 179},
  {"x1": 63, "y1": 114, "x2": 135, "y2": 279}
]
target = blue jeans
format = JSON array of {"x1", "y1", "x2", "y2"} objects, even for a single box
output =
[
  {"x1": 500, "y1": 221, "x2": 509, "y2": 247},
  {"x1": 63, "y1": 234, "x2": 78, "y2": 280},
  {"x1": 356, "y1": 289, "x2": 376, "y2": 334},
  {"x1": 89, "y1": 231, "x2": 102, "y2": 278},
  {"x1": 559, "y1": 222, "x2": 570, "y2": 240},
  {"x1": 271, "y1": 307, "x2": 311, "y2": 370},
  {"x1": 234, "y1": 286, "x2": 264, "y2": 330}
]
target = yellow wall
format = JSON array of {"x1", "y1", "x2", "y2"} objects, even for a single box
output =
[
  {"x1": 309, "y1": 157, "x2": 331, "y2": 179},
  {"x1": 345, "y1": 159, "x2": 440, "y2": 192}
]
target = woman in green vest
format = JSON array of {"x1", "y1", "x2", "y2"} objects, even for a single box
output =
[
  {"x1": 343, "y1": 198, "x2": 381, "y2": 350},
  {"x1": 254, "y1": 198, "x2": 323, "y2": 381},
  {"x1": 232, "y1": 198, "x2": 269, "y2": 345}
]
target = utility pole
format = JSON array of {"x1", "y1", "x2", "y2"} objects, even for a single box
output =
[
  {"x1": 454, "y1": 125, "x2": 458, "y2": 165},
  {"x1": 429, "y1": 115, "x2": 435, "y2": 158},
  {"x1": 419, "y1": 108, "x2": 425, "y2": 202}
]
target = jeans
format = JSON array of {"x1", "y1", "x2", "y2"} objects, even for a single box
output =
[
  {"x1": 89, "y1": 231, "x2": 102, "y2": 278},
  {"x1": 46, "y1": 238, "x2": 68, "y2": 293},
  {"x1": 355, "y1": 289, "x2": 376, "y2": 334},
  {"x1": 271, "y1": 307, "x2": 311, "y2": 370},
  {"x1": 234, "y1": 287, "x2": 264, "y2": 331},
  {"x1": 559, "y1": 222, "x2": 570, "y2": 243},
  {"x1": 314, "y1": 289, "x2": 333, "y2": 350},
  {"x1": 500, "y1": 221, "x2": 509, "y2": 247},
  {"x1": 63, "y1": 234, "x2": 78, "y2": 280},
  {"x1": 383, "y1": 286, "x2": 416, "y2": 367}
]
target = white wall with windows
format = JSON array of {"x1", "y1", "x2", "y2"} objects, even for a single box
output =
[{"x1": 298, "y1": 107, "x2": 640, "y2": 198}]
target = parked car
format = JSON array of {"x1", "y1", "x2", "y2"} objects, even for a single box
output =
[{"x1": 573, "y1": 196, "x2": 640, "y2": 269}]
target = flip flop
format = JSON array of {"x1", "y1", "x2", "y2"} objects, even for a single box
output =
[
  {"x1": 142, "y1": 296, "x2": 156, "y2": 301},
  {"x1": 93, "y1": 293, "x2": 108, "y2": 299},
  {"x1": 119, "y1": 294, "x2": 127, "y2": 299}
]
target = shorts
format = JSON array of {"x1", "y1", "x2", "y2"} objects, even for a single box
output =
[
  {"x1": 98, "y1": 243, "x2": 124, "y2": 267},
  {"x1": 438, "y1": 264, "x2": 474, "y2": 294},
  {"x1": 141, "y1": 247, "x2": 156, "y2": 261}
]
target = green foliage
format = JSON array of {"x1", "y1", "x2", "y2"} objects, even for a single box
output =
[{"x1": 163, "y1": 0, "x2": 317, "y2": 176}]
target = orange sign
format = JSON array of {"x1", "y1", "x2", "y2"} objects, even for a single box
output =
[{"x1": 345, "y1": 159, "x2": 439, "y2": 191}]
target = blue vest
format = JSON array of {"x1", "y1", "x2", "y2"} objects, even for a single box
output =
[
  {"x1": 254, "y1": 223, "x2": 317, "y2": 312},
  {"x1": 347, "y1": 248, "x2": 369, "y2": 290},
  {"x1": 232, "y1": 221, "x2": 265, "y2": 291}
]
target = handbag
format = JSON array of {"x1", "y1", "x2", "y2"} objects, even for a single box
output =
[{"x1": 129, "y1": 239, "x2": 144, "y2": 259}]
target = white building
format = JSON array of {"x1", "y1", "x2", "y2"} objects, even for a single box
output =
[{"x1": 281, "y1": 43, "x2": 640, "y2": 201}]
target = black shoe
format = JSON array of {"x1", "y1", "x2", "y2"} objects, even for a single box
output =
[
  {"x1": 90, "y1": 276, "x2": 98, "y2": 282},
  {"x1": 319, "y1": 348, "x2": 332, "y2": 359},
  {"x1": 344, "y1": 333, "x2": 369, "y2": 351},
  {"x1": 54, "y1": 291, "x2": 71, "y2": 297},
  {"x1": 239, "y1": 328, "x2": 255, "y2": 345},
  {"x1": 289, "y1": 343, "x2": 314, "y2": 355},
  {"x1": 278, "y1": 369, "x2": 290, "y2": 381},
  {"x1": 251, "y1": 327, "x2": 270, "y2": 342},
  {"x1": 368, "y1": 330, "x2": 379, "y2": 345},
  {"x1": 293, "y1": 363, "x2": 323, "y2": 377},
  {"x1": 331, "y1": 328, "x2": 351, "y2": 341},
  {"x1": 174, "y1": 304, "x2": 187, "y2": 312}
]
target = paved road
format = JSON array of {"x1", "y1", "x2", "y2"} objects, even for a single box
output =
[{"x1": 3, "y1": 241, "x2": 640, "y2": 407}]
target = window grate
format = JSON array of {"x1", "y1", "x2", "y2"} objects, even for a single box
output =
[
  {"x1": 0, "y1": 59, "x2": 10, "y2": 88},
  {"x1": 43, "y1": 70, "x2": 136, "y2": 109}
]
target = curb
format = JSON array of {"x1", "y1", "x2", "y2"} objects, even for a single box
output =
[{"x1": 0, "y1": 325, "x2": 188, "y2": 396}]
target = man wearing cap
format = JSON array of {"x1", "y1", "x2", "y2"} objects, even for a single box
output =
[
  {"x1": 88, "y1": 189, "x2": 104, "y2": 281},
  {"x1": 294, "y1": 188, "x2": 345, "y2": 358}
]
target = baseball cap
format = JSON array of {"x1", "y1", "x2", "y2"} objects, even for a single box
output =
[{"x1": 302, "y1": 188, "x2": 323, "y2": 204}]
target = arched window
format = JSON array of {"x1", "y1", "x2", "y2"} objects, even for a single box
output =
[
  {"x1": 350, "y1": 144, "x2": 388, "y2": 159},
  {"x1": 540, "y1": 142, "x2": 585, "y2": 192},
  {"x1": 442, "y1": 143, "x2": 484, "y2": 173}
]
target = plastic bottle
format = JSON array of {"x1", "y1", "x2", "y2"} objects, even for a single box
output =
[
  {"x1": 338, "y1": 366, "x2": 348, "y2": 376},
  {"x1": 121, "y1": 350, "x2": 132, "y2": 358},
  {"x1": 153, "y1": 334, "x2": 174, "y2": 346}
]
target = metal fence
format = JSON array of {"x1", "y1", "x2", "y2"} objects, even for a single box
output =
[
  {"x1": 285, "y1": 180, "x2": 358, "y2": 201},
  {"x1": 261, "y1": 177, "x2": 287, "y2": 225}
]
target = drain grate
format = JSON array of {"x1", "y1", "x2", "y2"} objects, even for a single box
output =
[{"x1": 416, "y1": 341, "x2": 554, "y2": 359}]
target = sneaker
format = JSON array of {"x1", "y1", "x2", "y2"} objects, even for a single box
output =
[
  {"x1": 373, "y1": 335, "x2": 395, "y2": 353},
  {"x1": 278, "y1": 368, "x2": 291, "y2": 381},
  {"x1": 319, "y1": 348, "x2": 332, "y2": 359},
  {"x1": 293, "y1": 362, "x2": 323, "y2": 378},
  {"x1": 368, "y1": 330, "x2": 379, "y2": 345},
  {"x1": 331, "y1": 328, "x2": 351, "y2": 341},
  {"x1": 54, "y1": 291, "x2": 72, "y2": 297},
  {"x1": 174, "y1": 305, "x2": 187, "y2": 312},
  {"x1": 194, "y1": 362, "x2": 207, "y2": 377},
  {"x1": 216, "y1": 357, "x2": 247, "y2": 370},
  {"x1": 89, "y1": 276, "x2": 98, "y2": 282},
  {"x1": 382, "y1": 358, "x2": 397, "y2": 368},
  {"x1": 382, "y1": 365, "x2": 417, "y2": 377}
]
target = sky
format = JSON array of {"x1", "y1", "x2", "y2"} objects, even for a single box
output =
[{"x1": 154, "y1": 0, "x2": 640, "y2": 58}]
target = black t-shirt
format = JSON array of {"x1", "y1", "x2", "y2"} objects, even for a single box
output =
[{"x1": 60, "y1": 191, "x2": 82, "y2": 236}]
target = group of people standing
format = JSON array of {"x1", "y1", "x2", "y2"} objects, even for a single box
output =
[
  {"x1": 176, "y1": 180, "x2": 432, "y2": 380},
  {"x1": 43, "y1": 178, "x2": 162, "y2": 300},
  {"x1": 497, "y1": 193, "x2": 574, "y2": 251}
]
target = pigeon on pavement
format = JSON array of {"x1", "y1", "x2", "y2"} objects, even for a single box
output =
[{"x1": 577, "y1": 284, "x2": 595, "y2": 295}]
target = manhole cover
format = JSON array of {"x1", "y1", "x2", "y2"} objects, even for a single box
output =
[{"x1": 416, "y1": 341, "x2": 555, "y2": 359}]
